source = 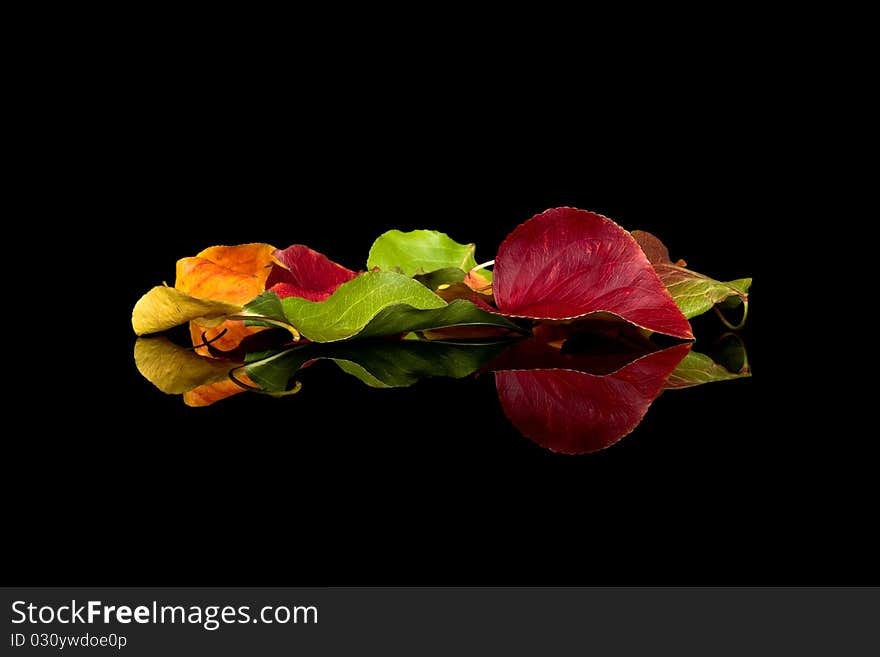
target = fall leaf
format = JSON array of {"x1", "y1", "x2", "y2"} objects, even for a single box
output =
[
  {"x1": 266, "y1": 244, "x2": 357, "y2": 301},
  {"x1": 176, "y1": 243, "x2": 276, "y2": 303},
  {"x1": 136, "y1": 242, "x2": 348, "y2": 404},
  {"x1": 493, "y1": 208, "x2": 693, "y2": 339},
  {"x1": 131, "y1": 209, "x2": 753, "y2": 429},
  {"x1": 175, "y1": 243, "x2": 277, "y2": 354},
  {"x1": 494, "y1": 343, "x2": 691, "y2": 454},
  {"x1": 136, "y1": 243, "x2": 291, "y2": 405},
  {"x1": 414, "y1": 267, "x2": 493, "y2": 306},
  {"x1": 279, "y1": 271, "x2": 520, "y2": 342},
  {"x1": 367, "y1": 229, "x2": 484, "y2": 277},
  {"x1": 464, "y1": 267, "x2": 492, "y2": 293},
  {"x1": 632, "y1": 230, "x2": 750, "y2": 325},
  {"x1": 132, "y1": 286, "x2": 241, "y2": 336},
  {"x1": 664, "y1": 334, "x2": 750, "y2": 389},
  {"x1": 488, "y1": 322, "x2": 658, "y2": 376},
  {"x1": 134, "y1": 336, "x2": 239, "y2": 393},
  {"x1": 184, "y1": 378, "x2": 254, "y2": 407},
  {"x1": 242, "y1": 340, "x2": 510, "y2": 391}
]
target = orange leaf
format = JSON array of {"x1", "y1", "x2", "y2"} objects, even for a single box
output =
[
  {"x1": 434, "y1": 268, "x2": 494, "y2": 305},
  {"x1": 184, "y1": 377, "x2": 252, "y2": 407},
  {"x1": 175, "y1": 243, "x2": 276, "y2": 304},
  {"x1": 175, "y1": 243, "x2": 276, "y2": 355},
  {"x1": 188, "y1": 320, "x2": 259, "y2": 356},
  {"x1": 464, "y1": 268, "x2": 492, "y2": 293}
]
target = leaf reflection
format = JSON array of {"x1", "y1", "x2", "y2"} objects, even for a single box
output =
[
  {"x1": 492, "y1": 344, "x2": 691, "y2": 454},
  {"x1": 134, "y1": 325, "x2": 749, "y2": 454}
]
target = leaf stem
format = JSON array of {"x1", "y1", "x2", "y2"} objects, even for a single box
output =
[
  {"x1": 227, "y1": 314, "x2": 301, "y2": 340},
  {"x1": 715, "y1": 332, "x2": 750, "y2": 374},
  {"x1": 713, "y1": 299, "x2": 749, "y2": 330},
  {"x1": 471, "y1": 259, "x2": 495, "y2": 272},
  {"x1": 228, "y1": 365, "x2": 303, "y2": 396},
  {"x1": 189, "y1": 328, "x2": 229, "y2": 350}
]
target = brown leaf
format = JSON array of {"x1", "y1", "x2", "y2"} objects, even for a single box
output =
[{"x1": 630, "y1": 229, "x2": 672, "y2": 264}]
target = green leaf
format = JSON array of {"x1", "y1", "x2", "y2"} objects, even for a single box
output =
[
  {"x1": 240, "y1": 290, "x2": 301, "y2": 337},
  {"x1": 664, "y1": 338, "x2": 750, "y2": 389},
  {"x1": 712, "y1": 332, "x2": 750, "y2": 373},
  {"x1": 413, "y1": 267, "x2": 466, "y2": 290},
  {"x1": 355, "y1": 299, "x2": 521, "y2": 340},
  {"x1": 718, "y1": 278, "x2": 752, "y2": 308},
  {"x1": 241, "y1": 289, "x2": 287, "y2": 320},
  {"x1": 280, "y1": 271, "x2": 520, "y2": 342},
  {"x1": 367, "y1": 229, "x2": 479, "y2": 276},
  {"x1": 631, "y1": 230, "x2": 750, "y2": 325},
  {"x1": 244, "y1": 340, "x2": 512, "y2": 391},
  {"x1": 657, "y1": 266, "x2": 751, "y2": 322}
]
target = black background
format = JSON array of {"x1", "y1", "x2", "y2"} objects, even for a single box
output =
[{"x1": 9, "y1": 29, "x2": 871, "y2": 587}]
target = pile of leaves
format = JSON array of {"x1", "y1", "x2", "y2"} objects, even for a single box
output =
[{"x1": 132, "y1": 207, "x2": 751, "y2": 410}]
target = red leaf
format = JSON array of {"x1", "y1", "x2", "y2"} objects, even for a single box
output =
[
  {"x1": 267, "y1": 245, "x2": 357, "y2": 301},
  {"x1": 494, "y1": 343, "x2": 691, "y2": 454},
  {"x1": 493, "y1": 207, "x2": 693, "y2": 339}
]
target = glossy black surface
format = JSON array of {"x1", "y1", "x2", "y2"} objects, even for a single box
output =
[{"x1": 11, "y1": 93, "x2": 871, "y2": 585}]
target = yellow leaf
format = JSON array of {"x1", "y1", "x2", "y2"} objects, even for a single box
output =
[
  {"x1": 131, "y1": 286, "x2": 241, "y2": 336},
  {"x1": 133, "y1": 243, "x2": 279, "y2": 404},
  {"x1": 134, "y1": 336, "x2": 237, "y2": 394}
]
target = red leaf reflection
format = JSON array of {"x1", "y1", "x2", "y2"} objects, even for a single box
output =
[{"x1": 494, "y1": 343, "x2": 690, "y2": 454}]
